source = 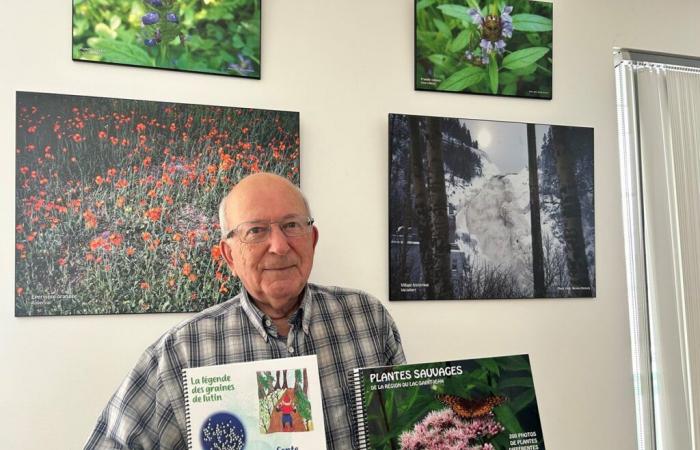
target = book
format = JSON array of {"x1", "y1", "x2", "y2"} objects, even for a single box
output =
[
  {"x1": 182, "y1": 355, "x2": 327, "y2": 450},
  {"x1": 350, "y1": 354, "x2": 545, "y2": 450}
]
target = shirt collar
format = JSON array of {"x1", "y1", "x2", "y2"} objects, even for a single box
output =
[{"x1": 240, "y1": 286, "x2": 313, "y2": 341}]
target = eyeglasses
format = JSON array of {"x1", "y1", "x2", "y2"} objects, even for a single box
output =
[{"x1": 225, "y1": 215, "x2": 314, "y2": 244}]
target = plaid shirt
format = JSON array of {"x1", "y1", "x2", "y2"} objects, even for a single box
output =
[{"x1": 84, "y1": 283, "x2": 405, "y2": 449}]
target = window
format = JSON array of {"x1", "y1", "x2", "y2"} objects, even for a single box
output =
[{"x1": 615, "y1": 49, "x2": 700, "y2": 450}]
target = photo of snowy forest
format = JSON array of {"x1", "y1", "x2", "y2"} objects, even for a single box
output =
[{"x1": 389, "y1": 113, "x2": 594, "y2": 300}]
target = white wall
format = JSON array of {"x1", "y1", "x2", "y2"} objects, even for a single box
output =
[{"x1": 1, "y1": 0, "x2": 699, "y2": 449}]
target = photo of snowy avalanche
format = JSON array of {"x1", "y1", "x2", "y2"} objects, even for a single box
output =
[{"x1": 389, "y1": 113, "x2": 595, "y2": 300}]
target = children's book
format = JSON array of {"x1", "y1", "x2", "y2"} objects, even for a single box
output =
[
  {"x1": 182, "y1": 355, "x2": 327, "y2": 450},
  {"x1": 350, "y1": 354, "x2": 545, "y2": 450}
]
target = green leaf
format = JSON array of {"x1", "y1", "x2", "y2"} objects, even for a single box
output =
[
  {"x1": 109, "y1": 16, "x2": 122, "y2": 31},
  {"x1": 95, "y1": 23, "x2": 117, "y2": 40},
  {"x1": 449, "y1": 30, "x2": 469, "y2": 52},
  {"x1": 510, "y1": 390, "x2": 536, "y2": 414},
  {"x1": 466, "y1": 0, "x2": 480, "y2": 10},
  {"x1": 498, "y1": 377, "x2": 534, "y2": 389},
  {"x1": 488, "y1": 57, "x2": 499, "y2": 94},
  {"x1": 502, "y1": 47, "x2": 549, "y2": 70},
  {"x1": 433, "y1": 18, "x2": 450, "y2": 37},
  {"x1": 91, "y1": 39, "x2": 154, "y2": 66},
  {"x1": 509, "y1": 63, "x2": 538, "y2": 76},
  {"x1": 512, "y1": 13, "x2": 553, "y2": 32},
  {"x1": 416, "y1": 0, "x2": 436, "y2": 10},
  {"x1": 437, "y1": 4, "x2": 473, "y2": 22},
  {"x1": 428, "y1": 54, "x2": 449, "y2": 67},
  {"x1": 438, "y1": 66, "x2": 484, "y2": 91},
  {"x1": 495, "y1": 406, "x2": 524, "y2": 433}
]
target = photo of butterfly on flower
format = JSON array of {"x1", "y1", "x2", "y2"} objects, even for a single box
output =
[
  {"x1": 72, "y1": 0, "x2": 260, "y2": 78},
  {"x1": 415, "y1": 0, "x2": 553, "y2": 98},
  {"x1": 357, "y1": 355, "x2": 545, "y2": 450}
]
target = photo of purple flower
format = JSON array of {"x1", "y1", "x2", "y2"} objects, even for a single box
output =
[
  {"x1": 399, "y1": 408, "x2": 504, "y2": 450},
  {"x1": 415, "y1": 0, "x2": 553, "y2": 98},
  {"x1": 358, "y1": 356, "x2": 546, "y2": 450},
  {"x1": 72, "y1": 0, "x2": 261, "y2": 78}
]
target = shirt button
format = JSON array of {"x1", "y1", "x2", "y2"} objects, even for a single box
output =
[
  {"x1": 265, "y1": 318, "x2": 271, "y2": 326},
  {"x1": 288, "y1": 347, "x2": 295, "y2": 354}
]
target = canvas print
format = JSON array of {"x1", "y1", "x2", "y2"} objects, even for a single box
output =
[
  {"x1": 415, "y1": 0, "x2": 552, "y2": 98},
  {"x1": 351, "y1": 354, "x2": 545, "y2": 450},
  {"x1": 257, "y1": 368, "x2": 315, "y2": 434},
  {"x1": 72, "y1": 0, "x2": 260, "y2": 78},
  {"x1": 389, "y1": 113, "x2": 594, "y2": 300},
  {"x1": 15, "y1": 91, "x2": 299, "y2": 316}
]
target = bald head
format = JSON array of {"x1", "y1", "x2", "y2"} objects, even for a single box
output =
[{"x1": 219, "y1": 173, "x2": 310, "y2": 239}]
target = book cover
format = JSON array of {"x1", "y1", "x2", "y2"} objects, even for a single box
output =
[
  {"x1": 351, "y1": 354, "x2": 545, "y2": 450},
  {"x1": 183, "y1": 355, "x2": 326, "y2": 450}
]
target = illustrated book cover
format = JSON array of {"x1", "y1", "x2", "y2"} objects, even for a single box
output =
[
  {"x1": 350, "y1": 354, "x2": 545, "y2": 450},
  {"x1": 183, "y1": 355, "x2": 327, "y2": 450}
]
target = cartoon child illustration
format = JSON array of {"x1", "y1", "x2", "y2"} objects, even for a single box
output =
[{"x1": 277, "y1": 393, "x2": 296, "y2": 431}]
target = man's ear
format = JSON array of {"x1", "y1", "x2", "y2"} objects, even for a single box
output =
[
  {"x1": 219, "y1": 240, "x2": 237, "y2": 276},
  {"x1": 311, "y1": 226, "x2": 319, "y2": 249}
]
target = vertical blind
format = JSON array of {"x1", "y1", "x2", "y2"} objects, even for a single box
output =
[{"x1": 615, "y1": 50, "x2": 700, "y2": 450}]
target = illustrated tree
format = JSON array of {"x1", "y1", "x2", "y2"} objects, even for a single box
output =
[
  {"x1": 274, "y1": 370, "x2": 281, "y2": 390},
  {"x1": 257, "y1": 372, "x2": 276, "y2": 432},
  {"x1": 282, "y1": 369, "x2": 289, "y2": 389},
  {"x1": 294, "y1": 369, "x2": 312, "y2": 430}
]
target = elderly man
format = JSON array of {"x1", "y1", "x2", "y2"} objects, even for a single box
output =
[{"x1": 85, "y1": 172, "x2": 405, "y2": 449}]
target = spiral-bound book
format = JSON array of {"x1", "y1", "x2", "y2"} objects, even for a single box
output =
[
  {"x1": 350, "y1": 354, "x2": 545, "y2": 450},
  {"x1": 182, "y1": 355, "x2": 327, "y2": 450}
]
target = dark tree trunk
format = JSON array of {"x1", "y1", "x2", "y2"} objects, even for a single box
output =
[
  {"x1": 551, "y1": 126, "x2": 591, "y2": 292},
  {"x1": 282, "y1": 369, "x2": 288, "y2": 389},
  {"x1": 425, "y1": 117, "x2": 453, "y2": 299},
  {"x1": 527, "y1": 124, "x2": 546, "y2": 297},
  {"x1": 274, "y1": 370, "x2": 281, "y2": 390},
  {"x1": 303, "y1": 368, "x2": 308, "y2": 395},
  {"x1": 409, "y1": 116, "x2": 435, "y2": 298}
]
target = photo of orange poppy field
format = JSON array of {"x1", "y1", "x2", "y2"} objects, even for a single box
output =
[{"x1": 15, "y1": 91, "x2": 299, "y2": 316}]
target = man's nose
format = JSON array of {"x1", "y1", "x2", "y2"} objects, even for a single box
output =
[{"x1": 267, "y1": 224, "x2": 290, "y2": 254}]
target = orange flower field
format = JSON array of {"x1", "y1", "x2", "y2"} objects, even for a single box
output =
[{"x1": 15, "y1": 91, "x2": 300, "y2": 316}]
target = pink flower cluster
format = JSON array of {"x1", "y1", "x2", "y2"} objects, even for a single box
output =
[{"x1": 399, "y1": 408, "x2": 504, "y2": 450}]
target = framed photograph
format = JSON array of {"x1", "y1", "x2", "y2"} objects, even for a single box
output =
[
  {"x1": 72, "y1": 0, "x2": 261, "y2": 78},
  {"x1": 415, "y1": 0, "x2": 553, "y2": 99},
  {"x1": 389, "y1": 113, "x2": 594, "y2": 300},
  {"x1": 15, "y1": 91, "x2": 299, "y2": 316}
]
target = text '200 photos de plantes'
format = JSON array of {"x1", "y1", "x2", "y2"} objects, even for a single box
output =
[
  {"x1": 15, "y1": 91, "x2": 299, "y2": 316},
  {"x1": 416, "y1": 0, "x2": 553, "y2": 99},
  {"x1": 72, "y1": 0, "x2": 260, "y2": 78}
]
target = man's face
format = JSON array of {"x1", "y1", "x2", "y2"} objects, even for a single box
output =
[{"x1": 220, "y1": 176, "x2": 318, "y2": 314}]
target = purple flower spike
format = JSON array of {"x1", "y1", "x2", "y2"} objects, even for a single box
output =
[
  {"x1": 501, "y1": 15, "x2": 513, "y2": 38},
  {"x1": 142, "y1": 12, "x2": 159, "y2": 25},
  {"x1": 144, "y1": 38, "x2": 157, "y2": 47},
  {"x1": 166, "y1": 12, "x2": 178, "y2": 23},
  {"x1": 480, "y1": 39, "x2": 493, "y2": 54},
  {"x1": 495, "y1": 40, "x2": 506, "y2": 54},
  {"x1": 147, "y1": 0, "x2": 163, "y2": 7},
  {"x1": 502, "y1": 5, "x2": 513, "y2": 16},
  {"x1": 468, "y1": 8, "x2": 483, "y2": 27}
]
